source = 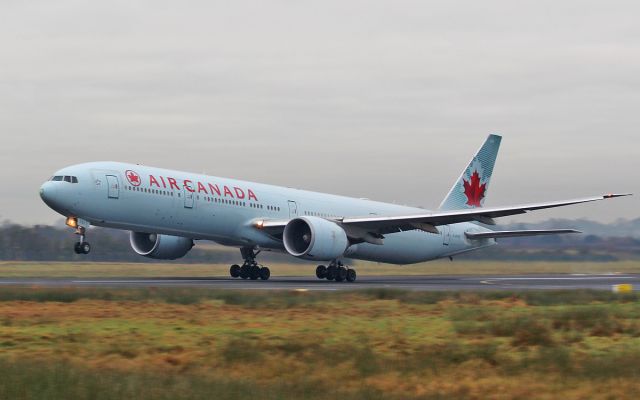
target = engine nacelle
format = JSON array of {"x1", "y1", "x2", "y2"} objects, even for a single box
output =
[
  {"x1": 130, "y1": 232, "x2": 194, "y2": 260},
  {"x1": 283, "y1": 217, "x2": 349, "y2": 261}
]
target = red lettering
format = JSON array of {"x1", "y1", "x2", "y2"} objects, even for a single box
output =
[
  {"x1": 223, "y1": 186, "x2": 234, "y2": 198},
  {"x1": 197, "y1": 182, "x2": 208, "y2": 194},
  {"x1": 208, "y1": 183, "x2": 221, "y2": 196},
  {"x1": 184, "y1": 180, "x2": 195, "y2": 192},
  {"x1": 167, "y1": 177, "x2": 180, "y2": 190},
  {"x1": 234, "y1": 187, "x2": 245, "y2": 199},
  {"x1": 159, "y1": 176, "x2": 167, "y2": 188},
  {"x1": 248, "y1": 189, "x2": 258, "y2": 201},
  {"x1": 149, "y1": 175, "x2": 160, "y2": 188}
]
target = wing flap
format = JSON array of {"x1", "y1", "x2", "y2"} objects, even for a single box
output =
[{"x1": 465, "y1": 229, "x2": 581, "y2": 239}]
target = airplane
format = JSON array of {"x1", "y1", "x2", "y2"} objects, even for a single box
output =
[{"x1": 39, "y1": 135, "x2": 630, "y2": 282}]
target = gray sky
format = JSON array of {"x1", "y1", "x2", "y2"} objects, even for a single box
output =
[{"x1": 1, "y1": 0, "x2": 638, "y2": 225}]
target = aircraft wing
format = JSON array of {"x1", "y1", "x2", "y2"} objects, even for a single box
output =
[
  {"x1": 255, "y1": 194, "x2": 630, "y2": 240},
  {"x1": 340, "y1": 194, "x2": 630, "y2": 235}
]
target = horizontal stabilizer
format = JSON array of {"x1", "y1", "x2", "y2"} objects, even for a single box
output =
[{"x1": 465, "y1": 229, "x2": 581, "y2": 239}]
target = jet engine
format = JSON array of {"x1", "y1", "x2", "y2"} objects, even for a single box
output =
[
  {"x1": 130, "y1": 232, "x2": 194, "y2": 260},
  {"x1": 283, "y1": 216, "x2": 349, "y2": 261}
]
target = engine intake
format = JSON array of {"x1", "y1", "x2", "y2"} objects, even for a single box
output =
[
  {"x1": 283, "y1": 217, "x2": 349, "y2": 261},
  {"x1": 130, "y1": 232, "x2": 194, "y2": 260}
]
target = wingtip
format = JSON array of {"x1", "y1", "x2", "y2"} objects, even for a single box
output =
[{"x1": 603, "y1": 193, "x2": 633, "y2": 199}]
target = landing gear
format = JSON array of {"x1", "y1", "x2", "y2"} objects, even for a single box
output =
[
  {"x1": 74, "y1": 242, "x2": 91, "y2": 254},
  {"x1": 72, "y1": 223, "x2": 91, "y2": 255},
  {"x1": 229, "y1": 247, "x2": 270, "y2": 281},
  {"x1": 346, "y1": 268, "x2": 357, "y2": 282},
  {"x1": 317, "y1": 261, "x2": 356, "y2": 283}
]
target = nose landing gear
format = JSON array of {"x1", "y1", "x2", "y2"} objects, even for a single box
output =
[
  {"x1": 68, "y1": 218, "x2": 91, "y2": 255},
  {"x1": 229, "y1": 247, "x2": 270, "y2": 281},
  {"x1": 74, "y1": 241, "x2": 91, "y2": 255},
  {"x1": 316, "y1": 261, "x2": 356, "y2": 282}
]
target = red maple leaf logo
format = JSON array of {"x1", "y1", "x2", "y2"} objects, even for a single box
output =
[
  {"x1": 463, "y1": 170, "x2": 486, "y2": 207},
  {"x1": 126, "y1": 170, "x2": 141, "y2": 186}
]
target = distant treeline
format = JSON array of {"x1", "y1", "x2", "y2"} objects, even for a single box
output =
[
  {"x1": 0, "y1": 223, "x2": 639, "y2": 263},
  {"x1": 459, "y1": 234, "x2": 640, "y2": 262}
]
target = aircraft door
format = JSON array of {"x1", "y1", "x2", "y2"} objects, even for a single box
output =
[
  {"x1": 183, "y1": 187, "x2": 194, "y2": 209},
  {"x1": 106, "y1": 175, "x2": 120, "y2": 199},
  {"x1": 288, "y1": 201, "x2": 298, "y2": 218},
  {"x1": 442, "y1": 225, "x2": 451, "y2": 246}
]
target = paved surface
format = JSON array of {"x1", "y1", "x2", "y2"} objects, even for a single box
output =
[{"x1": 0, "y1": 274, "x2": 638, "y2": 291}]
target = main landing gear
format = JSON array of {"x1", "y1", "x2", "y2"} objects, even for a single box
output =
[
  {"x1": 316, "y1": 261, "x2": 356, "y2": 283},
  {"x1": 229, "y1": 247, "x2": 270, "y2": 281}
]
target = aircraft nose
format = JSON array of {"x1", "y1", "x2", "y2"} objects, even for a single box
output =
[{"x1": 39, "y1": 181, "x2": 58, "y2": 208}]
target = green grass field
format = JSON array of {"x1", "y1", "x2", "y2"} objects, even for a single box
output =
[
  {"x1": 0, "y1": 260, "x2": 638, "y2": 277},
  {"x1": 0, "y1": 287, "x2": 639, "y2": 399}
]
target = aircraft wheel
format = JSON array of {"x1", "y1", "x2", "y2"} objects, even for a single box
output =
[
  {"x1": 80, "y1": 242, "x2": 91, "y2": 254},
  {"x1": 316, "y1": 265, "x2": 327, "y2": 279},
  {"x1": 74, "y1": 242, "x2": 82, "y2": 254},
  {"x1": 230, "y1": 264, "x2": 241, "y2": 278},
  {"x1": 346, "y1": 268, "x2": 357, "y2": 282},
  {"x1": 240, "y1": 265, "x2": 250, "y2": 279},
  {"x1": 325, "y1": 265, "x2": 337, "y2": 281},
  {"x1": 259, "y1": 267, "x2": 271, "y2": 281},
  {"x1": 249, "y1": 265, "x2": 260, "y2": 280},
  {"x1": 335, "y1": 266, "x2": 347, "y2": 282}
]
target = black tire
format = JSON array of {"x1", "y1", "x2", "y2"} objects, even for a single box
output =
[
  {"x1": 240, "y1": 265, "x2": 250, "y2": 279},
  {"x1": 346, "y1": 268, "x2": 357, "y2": 282},
  {"x1": 230, "y1": 264, "x2": 241, "y2": 278},
  {"x1": 259, "y1": 267, "x2": 271, "y2": 281},
  {"x1": 335, "y1": 266, "x2": 347, "y2": 282},
  {"x1": 325, "y1": 265, "x2": 337, "y2": 281},
  {"x1": 73, "y1": 242, "x2": 82, "y2": 254},
  {"x1": 316, "y1": 265, "x2": 327, "y2": 279},
  {"x1": 249, "y1": 265, "x2": 260, "y2": 280},
  {"x1": 81, "y1": 242, "x2": 91, "y2": 254}
]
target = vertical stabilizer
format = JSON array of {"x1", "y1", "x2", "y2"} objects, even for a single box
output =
[{"x1": 439, "y1": 134, "x2": 502, "y2": 210}]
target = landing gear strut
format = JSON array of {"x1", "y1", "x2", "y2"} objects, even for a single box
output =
[
  {"x1": 316, "y1": 261, "x2": 356, "y2": 283},
  {"x1": 230, "y1": 247, "x2": 270, "y2": 281}
]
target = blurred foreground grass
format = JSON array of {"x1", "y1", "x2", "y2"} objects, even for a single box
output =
[
  {"x1": 0, "y1": 260, "x2": 639, "y2": 277},
  {"x1": 0, "y1": 288, "x2": 639, "y2": 399}
]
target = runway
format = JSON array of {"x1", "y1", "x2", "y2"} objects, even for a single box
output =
[{"x1": 0, "y1": 274, "x2": 637, "y2": 291}]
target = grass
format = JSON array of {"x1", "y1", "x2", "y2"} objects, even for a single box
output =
[
  {"x1": 0, "y1": 260, "x2": 639, "y2": 278},
  {"x1": 0, "y1": 289, "x2": 639, "y2": 399}
]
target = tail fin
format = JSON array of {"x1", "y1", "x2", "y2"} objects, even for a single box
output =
[{"x1": 439, "y1": 134, "x2": 502, "y2": 210}]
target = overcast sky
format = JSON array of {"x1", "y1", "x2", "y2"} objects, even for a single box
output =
[{"x1": 1, "y1": 0, "x2": 637, "y2": 225}]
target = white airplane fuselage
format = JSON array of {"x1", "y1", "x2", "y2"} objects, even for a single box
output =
[{"x1": 40, "y1": 161, "x2": 494, "y2": 265}]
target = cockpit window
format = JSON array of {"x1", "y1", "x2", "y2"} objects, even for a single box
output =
[{"x1": 51, "y1": 175, "x2": 78, "y2": 183}]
